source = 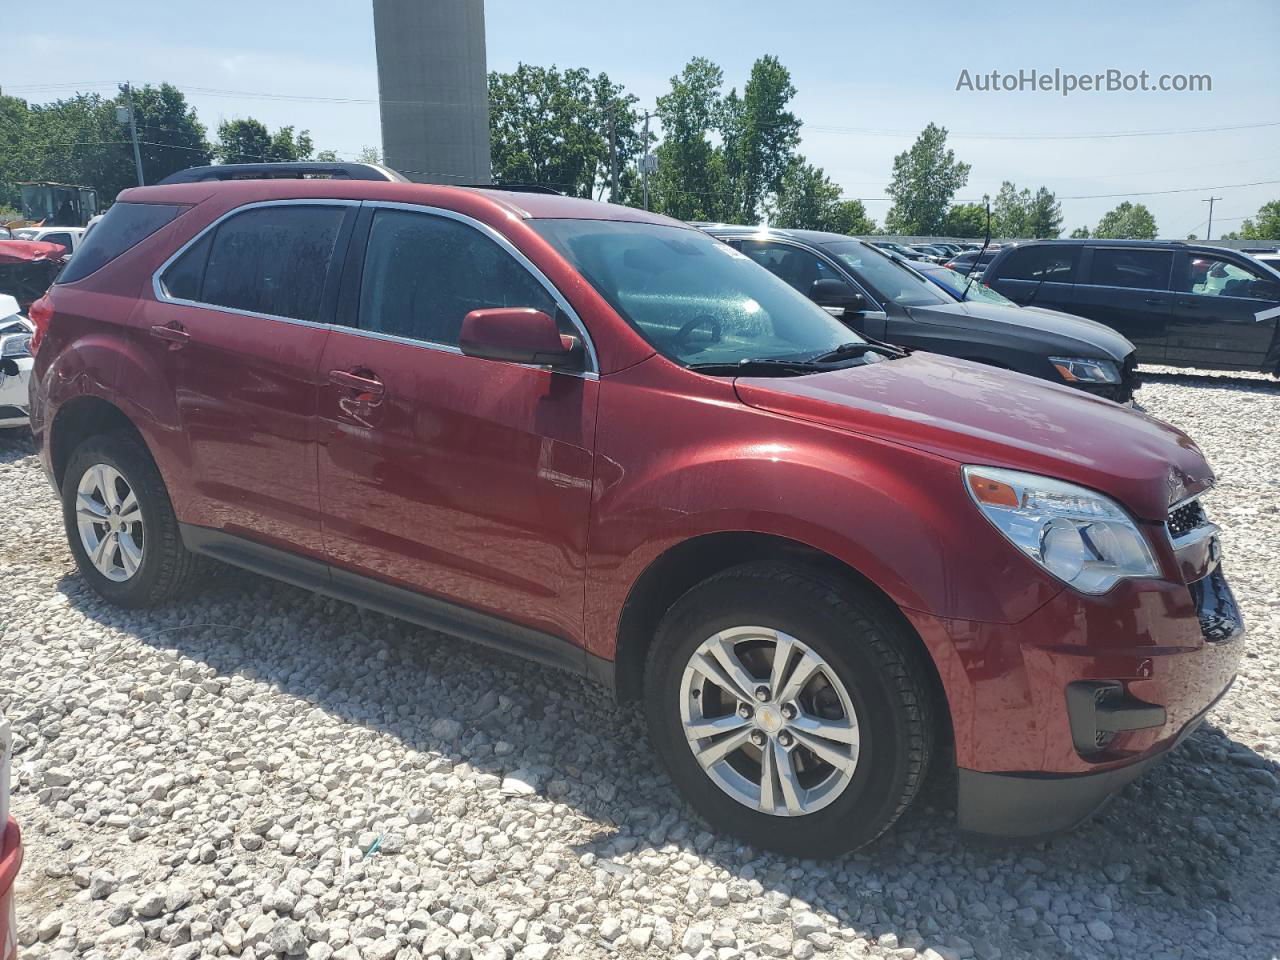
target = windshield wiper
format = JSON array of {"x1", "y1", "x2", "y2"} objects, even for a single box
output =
[
  {"x1": 687, "y1": 357, "x2": 832, "y2": 376},
  {"x1": 805, "y1": 341, "x2": 906, "y2": 363}
]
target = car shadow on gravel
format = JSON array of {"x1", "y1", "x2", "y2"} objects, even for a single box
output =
[
  {"x1": 57, "y1": 565, "x2": 1280, "y2": 960},
  {"x1": 0, "y1": 426, "x2": 34, "y2": 463}
]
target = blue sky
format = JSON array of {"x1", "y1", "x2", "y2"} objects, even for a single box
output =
[{"x1": 5, "y1": 0, "x2": 1278, "y2": 237}]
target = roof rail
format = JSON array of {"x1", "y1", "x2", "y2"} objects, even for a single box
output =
[
  {"x1": 459, "y1": 182, "x2": 564, "y2": 195},
  {"x1": 158, "y1": 162, "x2": 408, "y2": 185}
]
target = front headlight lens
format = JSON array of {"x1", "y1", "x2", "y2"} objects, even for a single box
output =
[
  {"x1": 1050, "y1": 357, "x2": 1120, "y2": 384},
  {"x1": 963, "y1": 465, "x2": 1158, "y2": 594}
]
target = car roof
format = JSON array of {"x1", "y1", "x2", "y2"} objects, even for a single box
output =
[
  {"x1": 116, "y1": 179, "x2": 688, "y2": 227},
  {"x1": 699, "y1": 224, "x2": 866, "y2": 248}
]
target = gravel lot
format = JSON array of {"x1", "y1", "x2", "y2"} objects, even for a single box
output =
[{"x1": 3, "y1": 370, "x2": 1279, "y2": 960}]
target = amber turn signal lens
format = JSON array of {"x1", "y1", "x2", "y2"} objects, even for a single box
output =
[{"x1": 967, "y1": 474, "x2": 1020, "y2": 508}]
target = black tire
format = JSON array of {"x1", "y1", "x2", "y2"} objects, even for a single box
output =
[
  {"x1": 61, "y1": 430, "x2": 203, "y2": 608},
  {"x1": 644, "y1": 562, "x2": 934, "y2": 858}
]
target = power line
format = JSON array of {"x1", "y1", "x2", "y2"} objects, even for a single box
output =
[{"x1": 839, "y1": 178, "x2": 1280, "y2": 204}]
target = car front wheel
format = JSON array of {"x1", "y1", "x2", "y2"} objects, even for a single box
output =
[{"x1": 644, "y1": 563, "x2": 934, "y2": 858}]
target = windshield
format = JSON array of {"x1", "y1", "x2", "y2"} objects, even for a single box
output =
[
  {"x1": 530, "y1": 220, "x2": 864, "y2": 367},
  {"x1": 823, "y1": 240, "x2": 951, "y2": 307},
  {"x1": 927, "y1": 265, "x2": 1016, "y2": 305}
]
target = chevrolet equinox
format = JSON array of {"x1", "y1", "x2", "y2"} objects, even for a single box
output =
[{"x1": 28, "y1": 171, "x2": 1244, "y2": 857}]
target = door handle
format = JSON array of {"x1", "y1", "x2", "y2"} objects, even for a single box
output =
[
  {"x1": 1176, "y1": 299, "x2": 1198, "y2": 308},
  {"x1": 1143, "y1": 297, "x2": 1166, "y2": 305},
  {"x1": 328, "y1": 369, "x2": 385, "y2": 397},
  {"x1": 150, "y1": 322, "x2": 190, "y2": 347}
]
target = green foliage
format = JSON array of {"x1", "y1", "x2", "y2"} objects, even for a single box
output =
[
  {"x1": 488, "y1": 64, "x2": 644, "y2": 200},
  {"x1": 651, "y1": 58, "x2": 729, "y2": 219},
  {"x1": 314, "y1": 149, "x2": 339, "y2": 162},
  {"x1": 884, "y1": 124, "x2": 971, "y2": 235},
  {"x1": 991, "y1": 182, "x2": 1061, "y2": 238},
  {"x1": 1070, "y1": 225, "x2": 1091, "y2": 238},
  {"x1": 356, "y1": 146, "x2": 382, "y2": 165},
  {"x1": 0, "y1": 84, "x2": 210, "y2": 210},
  {"x1": 1237, "y1": 200, "x2": 1280, "y2": 241},
  {"x1": 1093, "y1": 201, "x2": 1158, "y2": 240},
  {"x1": 719, "y1": 55, "x2": 801, "y2": 223},
  {"x1": 216, "y1": 119, "x2": 314, "y2": 164},
  {"x1": 768, "y1": 161, "x2": 875, "y2": 234},
  {"x1": 942, "y1": 203, "x2": 987, "y2": 238}
]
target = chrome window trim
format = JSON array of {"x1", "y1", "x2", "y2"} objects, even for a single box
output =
[
  {"x1": 360, "y1": 200, "x2": 599, "y2": 376},
  {"x1": 151, "y1": 198, "x2": 360, "y2": 331},
  {"x1": 150, "y1": 198, "x2": 599, "y2": 380}
]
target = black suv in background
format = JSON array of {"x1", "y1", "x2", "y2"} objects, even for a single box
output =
[
  {"x1": 700, "y1": 226, "x2": 1140, "y2": 402},
  {"x1": 983, "y1": 239, "x2": 1280, "y2": 373}
]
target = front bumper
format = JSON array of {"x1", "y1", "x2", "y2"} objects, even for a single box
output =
[
  {"x1": 0, "y1": 357, "x2": 31, "y2": 427},
  {"x1": 906, "y1": 556, "x2": 1244, "y2": 836}
]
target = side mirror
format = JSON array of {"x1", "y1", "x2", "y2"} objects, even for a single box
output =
[
  {"x1": 809, "y1": 278, "x2": 866, "y2": 314},
  {"x1": 459, "y1": 307, "x2": 584, "y2": 370}
]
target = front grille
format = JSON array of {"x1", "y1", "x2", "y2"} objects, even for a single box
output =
[{"x1": 1168, "y1": 499, "x2": 1207, "y2": 539}]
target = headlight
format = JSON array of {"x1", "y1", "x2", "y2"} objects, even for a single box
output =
[
  {"x1": 1050, "y1": 357, "x2": 1120, "y2": 384},
  {"x1": 0, "y1": 332, "x2": 31, "y2": 359},
  {"x1": 963, "y1": 465, "x2": 1159, "y2": 594}
]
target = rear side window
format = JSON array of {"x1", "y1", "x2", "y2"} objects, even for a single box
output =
[
  {"x1": 1087, "y1": 248, "x2": 1173, "y2": 290},
  {"x1": 164, "y1": 205, "x2": 347, "y2": 322},
  {"x1": 55, "y1": 202, "x2": 185, "y2": 284},
  {"x1": 358, "y1": 209, "x2": 556, "y2": 347},
  {"x1": 994, "y1": 245, "x2": 1078, "y2": 281}
]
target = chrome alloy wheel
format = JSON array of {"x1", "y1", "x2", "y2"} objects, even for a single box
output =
[
  {"x1": 75, "y1": 463, "x2": 144, "y2": 582},
  {"x1": 679, "y1": 626, "x2": 860, "y2": 817}
]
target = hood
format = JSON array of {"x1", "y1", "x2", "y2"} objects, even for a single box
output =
[
  {"x1": 735, "y1": 352, "x2": 1211, "y2": 521},
  {"x1": 908, "y1": 300, "x2": 1135, "y2": 362}
]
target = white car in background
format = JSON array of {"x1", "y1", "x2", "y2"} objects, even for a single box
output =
[
  {"x1": 0, "y1": 295, "x2": 33, "y2": 429},
  {"x1": 10, "y1": 225, "x2": 86, "y2": 255}
]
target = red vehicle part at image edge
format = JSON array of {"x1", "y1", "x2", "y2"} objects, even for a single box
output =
[{"x1": 26, "y1": 176, "x2": 1244, "y2": 855}]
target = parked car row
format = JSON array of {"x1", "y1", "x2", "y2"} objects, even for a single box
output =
[{"x1": 25, "y1": 163, "x2": 1244, "y2": 856}]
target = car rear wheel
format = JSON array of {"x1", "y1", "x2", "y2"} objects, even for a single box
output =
[
  {"x1": 61, "y1": 431, "x2": 203, "y2": 607},
  {"x1": 644, "y1": 563, "x2": 933, "y2": 858}
]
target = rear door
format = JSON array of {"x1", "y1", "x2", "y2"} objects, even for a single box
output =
[
  {"x1": 316, "y1": 203, "x2": 598, "y2": 647},
  {"x1": 142, "y1": 200, "x2": 357, "y2": 558},
  {"x1": 1069, "y1": 246, "x2": 1173, "y2": 362},
  {"x1": 1167, "y1": 251, "x2": 1280, "y2": 370}
]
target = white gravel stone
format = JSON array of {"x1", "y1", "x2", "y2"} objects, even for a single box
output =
[{"x1": 2, "y1": 373, "x2": 1278, "y2": 960}]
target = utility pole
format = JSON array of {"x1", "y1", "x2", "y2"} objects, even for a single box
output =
[
  {"x1": 608, "y1": 109, "x2": 619, "y2": 203},
  {"x1": 641, "y1": 111, "x2": 651, "y2": 211},
  {"x1": 123, "y1": 83, "x2": 145, "y2": 186},
  {"x1": 1203, "y1": 195, "x2": 1222, "y2": 241}
]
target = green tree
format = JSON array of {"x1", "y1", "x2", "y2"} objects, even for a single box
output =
[
  {"x1": 314, "y1": 149, "x2": 339, "y2": 162},
  {"x1": 651, "y1": 57, "x2": 729, "y2": 220},
  {"x1": 942, "y1": 202, "x2": 988, "y2": 238},
  {"x1": 126, "y1": 83, "x2": 211, "y2": 185},
  {"x1": 488, "y1": 63, "x2": 643, "y2": 200},
  {"x1": 1070, "y1": 225, "x2": 1091, "y2": 238},
  {"x1": 719, "y1": 55, "x2": 801, "y2": 222},
  {"x1": 1094, "y1": 201, "x2": 1158, "y2": 239},
  {"x1": 884, "y1": 123, "x2": 971, "y2": 235},
  {"x1": 216, "y1": 119, "x2": 314, "y2": 164},
  {"x1": 768, "y1": 161, "x2": 874, "y2": 234},
  {"x1": 1238, "y1": 200, "x2": 1280, "y2": 240},
  {"x1": 991, "y1": 181, "x2": 1030, "y2": 238},
  {"x1": 1026, "y1": 187, "x2": 1063, "y2": 238}
]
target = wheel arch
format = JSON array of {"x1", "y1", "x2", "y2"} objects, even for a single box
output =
[
  {"x1": 49, "y1": 395, "x2": 148, "y2": 490},
  {"x1": 612, "y1": 531, "x2": 952, "y2": 752}
]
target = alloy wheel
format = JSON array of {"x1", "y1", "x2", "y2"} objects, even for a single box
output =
[
  {"x1": 679, "y1": 626, "x2": 860, "y2": 817},
  {"x1": 75, "y1": 463, "x2": 144, "y2": 582}
]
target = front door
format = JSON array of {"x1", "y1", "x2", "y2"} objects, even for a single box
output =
[
  {"x1": 317, "y1": 205, "x2": 598, "y2": 645},
  {"x1": 139, "y1": 201, "x2": 356, "y2": 558},
  {"x1": 1167, "y1": 251, "x2": 1280, "y2": 370},
  {"x1": 1070, "y1": 246, "x2": 1174, "y2": 362}
]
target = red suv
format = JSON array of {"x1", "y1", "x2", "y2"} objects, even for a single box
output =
[{"x1": 28, "y1": 172, "x2": 1243, "y2": 857}]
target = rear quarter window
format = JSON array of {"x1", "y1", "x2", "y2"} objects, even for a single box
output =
[
  {"x1": 992, "y1": 245, "x2": 1078, "y2": 282},
  {"x1": 55, "y1": 202, "x2": 186, "y2": 284}
]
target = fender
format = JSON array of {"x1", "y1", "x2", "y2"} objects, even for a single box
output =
[{"x1": 583, "y1": 357, "x2": 1064, "y2": 661}]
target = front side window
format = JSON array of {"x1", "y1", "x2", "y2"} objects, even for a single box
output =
[
  {"x1": 530, "y1": 219, "x2": 863, "y2": 367},
  {"x1": 1087, "y1": 248, "x2": 1173, "y2": 291},
  {"x1": 735, "y1": 241, "x2": 842, "y2": 296},
  {"x1": 996, "y1": 245, "x2": 1079, "y2": 282},
  {"x1": 823, "y1": 240, "x2": 951, "y2": 307},
  {"x1": 358, "y1": 209, "x2": 557, "y2": 347},
  {"x1": 57, "y1": 202, "x2": 185, "y2": 284},
  {"x1": 182, "y1": 205, "x2": 347, "y2": 322},
  {"x1": 1180, "y1": 255, "x2": 1277, "y2": 299}
]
